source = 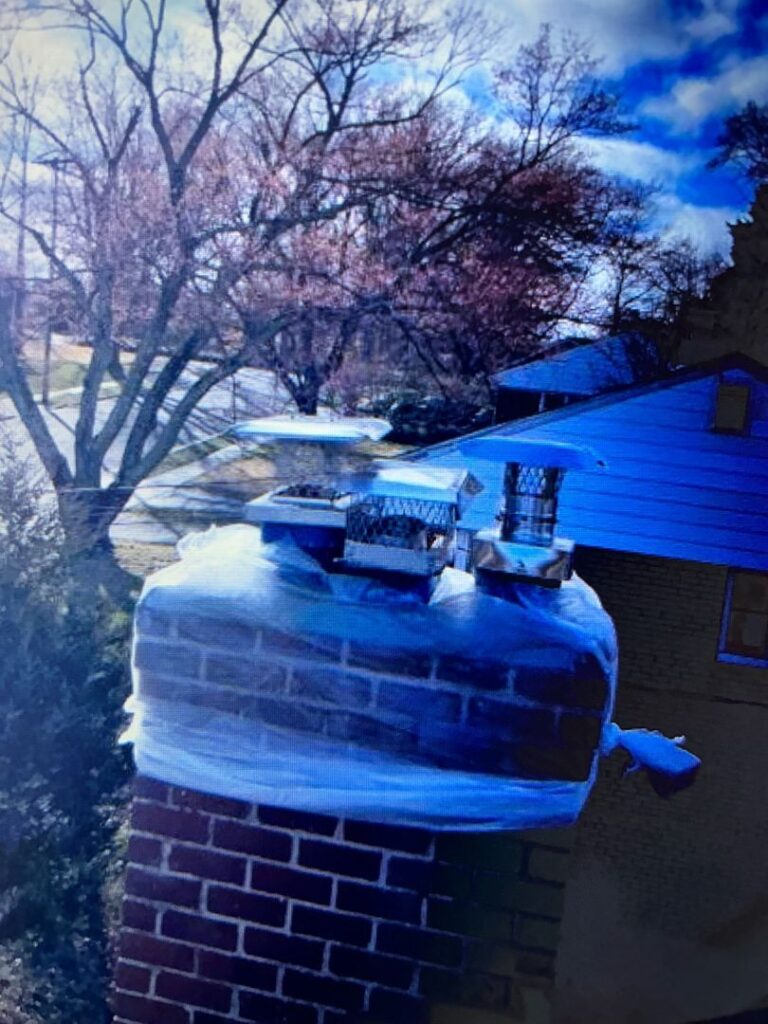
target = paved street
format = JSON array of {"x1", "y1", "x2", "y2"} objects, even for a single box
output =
[
  {"x1": 1, "y1": 342, "x2": 295, "y2": 545},
  {"x1": 2, "y1": 340, "x2": 399, "y2": 549}
]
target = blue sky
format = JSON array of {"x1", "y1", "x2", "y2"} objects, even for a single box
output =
[
  {"x1": 482, "y1": 0, "x2": 768, "y2": 254},
  {"x1": 14, "y1": 0, "x2": 767, "y2": 256}
]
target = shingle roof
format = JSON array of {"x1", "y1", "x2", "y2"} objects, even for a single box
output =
[{"x1": 491, "y1": 333, "x2": 664, "y2": 397}]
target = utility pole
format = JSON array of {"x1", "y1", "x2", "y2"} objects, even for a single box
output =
[
  {"x1": 33, "y1": 154, "x2": 72, "y2": 407},
  {"x1": 14, "y1": 116, "x2": 31, "y2": 345}
]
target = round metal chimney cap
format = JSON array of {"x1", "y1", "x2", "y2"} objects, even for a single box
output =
[
  {"x1": 228, "y1": 415, "x2": 391, "y2": 445},
  {"x1": 458, "y1": 437, "x2": 606, "y2": 470}
]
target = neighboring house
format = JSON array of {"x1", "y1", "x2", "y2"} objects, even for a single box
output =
[
  {"x1": 492, "y1": 332, "x2": 666, "y2": 423},
  {"x1": 419, "y1": 353, "x2": 768, "y2": 1024}
]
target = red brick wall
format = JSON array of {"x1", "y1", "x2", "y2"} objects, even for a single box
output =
[{"x1": 113, "y1": 777, "x2": 570, "y2": 1024}]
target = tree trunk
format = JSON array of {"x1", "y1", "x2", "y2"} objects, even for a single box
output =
[
  {"x1": 286, "y1": 359, "x2": 321, "y2": 414},
  {"x1": 57, "y1": 487, "x2": 138, "y2": 600},
  {"x1": 294, "y1": 388, "x2": 319, "y2": 414},
  {"x1": 13, "y1": 118, "x2": 31, "y2": 346}
]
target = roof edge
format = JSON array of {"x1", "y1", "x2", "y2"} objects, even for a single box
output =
[
  {"x1": 489, "y1": 330, "x2": 653, "y2": 387},
  {"x1": 414, "y1": 352, "x2": 768, "y2": 462}
]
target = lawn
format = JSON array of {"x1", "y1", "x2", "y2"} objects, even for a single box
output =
[
  {"x1": 25, "y1": 359, "x2": 87, "y2": 395},
  {"x1": 5, "y1": 336, "x2": 132, "y2": 407}
]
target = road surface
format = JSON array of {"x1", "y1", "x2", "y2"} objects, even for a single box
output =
[{"x1": 1, "y1": 343, "x2": 294, "y2": 545}]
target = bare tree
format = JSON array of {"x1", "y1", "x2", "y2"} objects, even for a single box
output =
[
  {"x1": 340, "y1": 27, "x2": 631, "y2": 395},
  {"x1": 709, "y1": 100, "x2": 768, "y2": 184},
  {"x1": 0, "y1": 60, "x2": 41, "y2": 344},
  {"x1": 0, "y1": 0, "x2": 474, "y2": 556}
]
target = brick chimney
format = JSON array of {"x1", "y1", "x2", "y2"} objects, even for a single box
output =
[
  {"x1": 113, "y1": 450, "x2": 612, "y2": 1024},
  {"x1": 115, "y1": 594, "x2": 576, "y2": 1023},
  {"x1": 114, "y1": 774, "x2": 568, "y2": 1024}
]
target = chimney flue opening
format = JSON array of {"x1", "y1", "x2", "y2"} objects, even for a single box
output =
[{"x1": 459, "y1": 437, "x2": 605, "y2": 586}]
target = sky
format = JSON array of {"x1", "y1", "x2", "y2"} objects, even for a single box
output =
[
  {"x1": 480, "y1": 0, "x2": 768, "y2": 254},
  {"x1": 7, "y1": 0, "x2": 767, "y2": 258}
]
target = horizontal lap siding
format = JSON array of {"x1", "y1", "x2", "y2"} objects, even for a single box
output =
[
  {"x1": 536, "y1": 434, "x2": 768, "y2": 481},
  {"x1": 557, "y1": 503, "x2": 768, "y2": 554},
  {"x1": 557, "y1": 526, "x2": 768, "y2": 570},
  {"x1": 427, "y1": 370, "x2": 768, "y2": 571},
  {"x1": 562, "y1": 475, "x2": 768, "y2": 516}
]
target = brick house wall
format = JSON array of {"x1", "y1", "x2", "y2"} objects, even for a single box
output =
[
  {"x1": 113, "y1": 778, "x2": 569, "y2": 1024},
  {"x1": 550, "y1": 548, "x2": 768, "y2": 1024}
]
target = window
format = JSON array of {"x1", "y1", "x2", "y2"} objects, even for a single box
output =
[
  {"x1": 713, "y1": 383, "x2": 750, "y2": 434},
  {"x1": 720, "y1": 570, "x2": 768, "y2": 664}
]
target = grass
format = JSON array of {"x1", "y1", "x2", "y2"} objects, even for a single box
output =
[
  {"x1": 114, "y1": 541, "x2": 178, "y2": 577},
  {"x1": 17, "y1": 360, "x2": 123, "y2": 409},
  {"x1": 1, "y1": 337, "x2": 134, "y2": 407},
  {"x1": 24, "y1": 359, "x2": 88, "y2": 396}
]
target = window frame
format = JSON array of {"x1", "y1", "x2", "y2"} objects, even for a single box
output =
[{"x1": 718, "y1": 568, "x2": 768, "y2": 667}]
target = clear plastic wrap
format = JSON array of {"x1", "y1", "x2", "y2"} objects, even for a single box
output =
[{"x1": 123, "y1": 525, "x2": 620, "y2": 829}]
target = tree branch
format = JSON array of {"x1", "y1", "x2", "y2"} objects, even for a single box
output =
[
  {"x1": 117, "y1": 327, "x2": 206, "y2": 478},
  {"x1": 92, "y1": 267, "x2": 189, "y2": 460},
  {"x1": 0, "y1": 291, "x2": 73, "y2": 490},
  {"x1": 114, "y1": 317, "x2": 286, "y2": 486}
]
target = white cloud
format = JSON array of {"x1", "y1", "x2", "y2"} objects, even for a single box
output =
[
  {"x1": 577, "y1": 137, "x2": 734, "y2": 258},
  {"x1": 686, "y1": 9, "x2": 737, "y2": 43},
  {"x1": 651, "y1": 192, "x2": 739, "y2": 254},
  {"x1": 484, "y1": 0, "x2": 742, "y2": 75},
  {"x1": 580, "y1": 136, "x2": 699, "y2": 183},
  {"x1": 642, "y1": 54, "x2": 768, "y2": 131}
]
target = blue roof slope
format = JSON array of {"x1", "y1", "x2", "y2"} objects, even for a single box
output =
[
  {"x1": 420, "y1": 358, "x2": 768, "y2": 571},
  {"x1": 492, "y1": 333, "x2": 664, "y2": 397}
]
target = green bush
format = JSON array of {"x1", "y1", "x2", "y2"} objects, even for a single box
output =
[{"x1": 0, "y1": 434, "x2": 133, "y2": 1024}]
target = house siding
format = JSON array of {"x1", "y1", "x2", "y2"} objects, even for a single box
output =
[
  {"x1": 552, "y1": 547, "x2": 768, "y2": 1024},
  {"x1": 423, "y1": 364, "x2": 768, "y2": 571}
]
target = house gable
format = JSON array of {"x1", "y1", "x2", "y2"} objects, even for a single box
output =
[{"x1": 421, "y1": 358, "x2": 768, "y2": 571}]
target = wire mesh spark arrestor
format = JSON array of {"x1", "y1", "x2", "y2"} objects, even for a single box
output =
[{"x1": 341, "y1": 463, "x2": 482, "y2": 576}]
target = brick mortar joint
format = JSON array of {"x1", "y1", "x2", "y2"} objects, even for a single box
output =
[
  {"x1": 135, "y1": 661, "x2": 598, "y2": 728},
  {"x1": 123, "y1": 794, "x2": 563, "y2": 1007},
  {"x1": 378, "y1": 849, "x2": 392, "y2": 886},
  {"x1": 144, "y1": 615, "x2": 609, "y2": 707}
]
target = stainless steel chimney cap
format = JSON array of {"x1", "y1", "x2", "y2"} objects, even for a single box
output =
[
  {"x1": 458, "y1": 437, "x2": 606, "y2": 471},
  {"x1": 229, "y1": 415, "x2": 391, "y2": 446},
  {"x1": 340, "y1": 461, "x2": 482, "y2": 509}
]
